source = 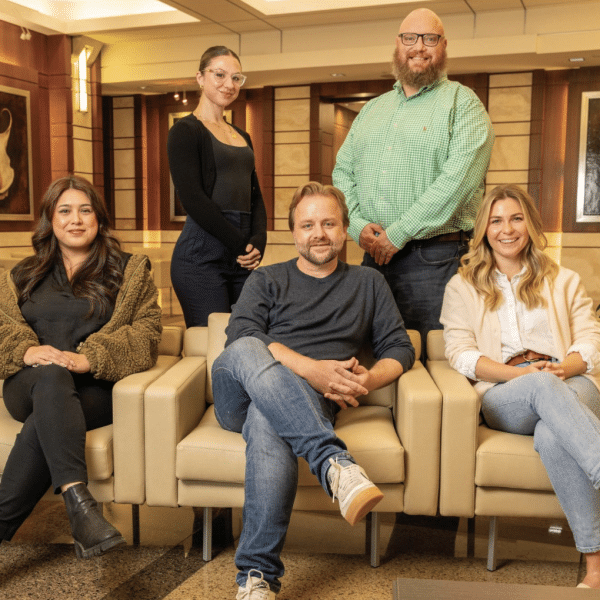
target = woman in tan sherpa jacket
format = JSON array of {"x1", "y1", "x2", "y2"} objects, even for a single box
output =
[{"x1": 0, "y1": 175, "x2": 162, "y2": 559}]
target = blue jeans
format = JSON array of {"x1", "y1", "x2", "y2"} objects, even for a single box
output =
[
  {"x1": 211, "y1": 337, "x2": 352, "y2": 591},
  {"x1": 362, "y1": 239, "x2": 467, "y2": 361},
  {"x1": 482, "y1": 367, "x2": 600, "y2": 553}
]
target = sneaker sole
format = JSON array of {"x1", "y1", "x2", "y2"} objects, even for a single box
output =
[{"x1": 344, "y1": 486, "x2": 384, "y2": 526}]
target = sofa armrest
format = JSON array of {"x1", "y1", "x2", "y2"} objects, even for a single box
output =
[
  {"x1": 394, "y1": 360, "x2": 442, "y2": 516},
  {"x1": 144, "y1": 356, "x2": 207, "y2": 507},
  {"x1": 427, "y1": 359, "x2": 479, "y2": 517},
  {"x1": 112, "y1": 354, "x2": 180, "y2": 504}
]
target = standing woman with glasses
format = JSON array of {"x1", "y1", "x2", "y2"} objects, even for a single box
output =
[{"x1": 168, "y1": 46, "x2": 267, "y2": 327}]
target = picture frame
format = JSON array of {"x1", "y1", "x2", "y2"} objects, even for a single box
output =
[
  {"x1": 0, "y1": 85, "x2": 34, "y2": 220},
  {"x1": 168, "y1": 109, "x2": 233, "y2": 222},
  {"x1": 576, "y1": 91, "x2": 600, "y2": 223}
]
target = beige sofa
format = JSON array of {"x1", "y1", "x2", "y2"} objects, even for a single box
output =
[
  {"x1": 144, "y1": 312, "x2": 442, "y2": 566},
  {"x1": 0, "y1": 325, "x2": 183, "y2": 542},
  {"x1": 426, "y1": 329, "x2": 565, "y2": 570}
]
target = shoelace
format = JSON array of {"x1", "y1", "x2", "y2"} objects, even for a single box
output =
[
  {"x1": 328, "y1": 458, "x2": 365, "y2": 504},
  {"x1": 240, "y1": 570, "x2": 272, "y2": 599}
]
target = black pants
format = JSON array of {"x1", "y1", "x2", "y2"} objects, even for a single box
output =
[
  {"x1": 0, "y1": 364, "x2": 113, "y2": 540},
  {"x1": 171, "y1": 211, "x2": 253, "y2": 328}
]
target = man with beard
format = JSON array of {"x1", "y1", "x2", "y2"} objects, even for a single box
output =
[
  {"x1": 212, "y1": 181, "x2": 414, "y2": 599},
  {"x1": 333, "y1": 8, "x2": 494, "y2": 359}
]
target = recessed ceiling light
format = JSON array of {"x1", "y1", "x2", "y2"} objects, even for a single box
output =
[
  {"x1": 570, "y1": 57, "x2": 585, "y2": 62},
  {"x1": 331, "y1": 73, "x2": 346, "y2": 77}
]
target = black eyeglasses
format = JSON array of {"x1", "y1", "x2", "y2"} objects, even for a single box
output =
[{"x1": 398, "y1": 33, "x2": 443, "y2": 47}]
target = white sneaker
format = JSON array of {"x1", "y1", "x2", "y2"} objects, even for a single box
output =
[
  {"x1": 328, "y1": 458, "x2": 384, "y2": 526},
  {"x1": 236, "y1": 570, "x2": 277, "y2": 599}
]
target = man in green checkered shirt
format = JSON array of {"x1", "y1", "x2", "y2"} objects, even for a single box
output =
[{"x1": 333, "y1": 8, "x2": 494, "y2": 359}]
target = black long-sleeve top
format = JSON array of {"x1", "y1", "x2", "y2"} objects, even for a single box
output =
[{"x1": 167, "y1": 113, "x2": 267, "y2": 257}]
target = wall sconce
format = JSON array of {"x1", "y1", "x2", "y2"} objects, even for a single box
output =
[
  {"x1": 20, "y1": 27, "x2": 31, "y2": 41},
  {"x1": 77, "y1": 47, "x2": 90, "y2": 112},
  {"x1": 182, "y1": 91, "x2": 188, "y2": 105},
  {"x1": 174, "y1": 92, "x2": 180, "y2": 101}
]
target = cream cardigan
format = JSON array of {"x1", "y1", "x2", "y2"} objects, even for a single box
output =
[{"x1": 440, "y1": 266, "x2": 600, "y2": 397}]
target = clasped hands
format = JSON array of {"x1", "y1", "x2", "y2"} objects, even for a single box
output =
[
  {"x1": 306, "y1": 357, "x2": 370, "y2": 410},
  {"x1": 521, "y1": 360, "x2": 566, "y2": 380},
  {"x1": 23, "y1": 345, "x2": 91, "y2": 373},
  {"x1": 237, "y1": 243, "x2": 261, "y2": 271},
  {"x1": 359, "y1": 223, "x2": 399, "y2": 266}
]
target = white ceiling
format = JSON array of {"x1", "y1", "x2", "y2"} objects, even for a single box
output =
[{"x1": 3, "y1": 0, "x2": 600, "y2": 95}]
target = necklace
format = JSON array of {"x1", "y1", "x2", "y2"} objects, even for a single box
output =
[{"x1": 194, "y1": 111, "x2": 237, "y2": 138}]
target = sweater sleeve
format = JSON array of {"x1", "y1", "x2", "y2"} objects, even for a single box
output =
[
  {"x1": 79, "y1": 258, "x2": 162, "y2": 382},
  {"x1": 225, "y1": 268, "x2": 275, "y2": 348},
  {"x1": 248, "y1": 167, "x2": 268, "y2": 257},
  {"x1": 369, "y1": 272, "x2": 415, "y2": 373},
  {"x1": 167, "y1": 117, "x2": 249, "y2": 256},
  {"x1": 0, "y1": 270, "x2": 39, "y2": 379}
]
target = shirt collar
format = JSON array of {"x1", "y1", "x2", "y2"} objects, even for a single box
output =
[{"x1": 393, "y1": 74, "x2": 447, "y2": 98}]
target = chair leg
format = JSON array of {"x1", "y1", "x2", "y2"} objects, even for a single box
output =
[
  {"x1": 132, "y1": 504, "x2": 140, "y2": 547},
  {"x1": 370, "y1": 512, "x2": 380, "y2": 568},
  {"x1": 487, "y1": 516, "x2": 498, "y2": 571},
  {"x1": 203, "y1": 507, "x2": 213, "y2": 562}
]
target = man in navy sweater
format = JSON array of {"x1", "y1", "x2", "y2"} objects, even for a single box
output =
[{"x1": 211, "y1": 182, "x2": 415, "y2": 600}]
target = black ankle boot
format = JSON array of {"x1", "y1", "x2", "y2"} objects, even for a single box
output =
[{"x1": 62, "y1": 483, "x2": 125, "y2": 558}]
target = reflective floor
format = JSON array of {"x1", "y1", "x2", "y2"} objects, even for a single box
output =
[{"x1": 0, "y1": 499, "x2": 590, "y2": 599}]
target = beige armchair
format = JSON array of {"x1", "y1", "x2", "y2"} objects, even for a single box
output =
[
  {"x1": 0, "y1": 324, "x2": 183, "y2": 543},
  {"x1": 426, "y1": 329, "x2": 564, "y2": 571},
  {"x1": 144, "y1": 312, "x2": 442, "y2": 567}
]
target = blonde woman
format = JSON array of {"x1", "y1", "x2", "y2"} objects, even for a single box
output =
[{"x1": 441, "y1": 184, "x2": 600, "y2": 588}]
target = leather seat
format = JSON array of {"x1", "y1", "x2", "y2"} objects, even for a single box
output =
[
  {"x1": 144, "y1": 313, "x2": 442, "y2": 566},
  {"x1": 426, "y1": 329, "x2": 563, "y2": 571}
]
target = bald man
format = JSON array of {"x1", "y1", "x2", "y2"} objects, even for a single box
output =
[{"x1": 333, "y1": 9, "x2": 494, "y2": 359}]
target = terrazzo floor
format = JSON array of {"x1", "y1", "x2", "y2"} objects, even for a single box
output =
[{"x1": 0, "y1": 499, "x2": 592, "y2": 599}]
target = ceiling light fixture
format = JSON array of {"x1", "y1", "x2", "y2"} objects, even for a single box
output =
[
  {"x1": 182, "y1": 90, "x2": 188, "y2": 105},
  {"x1": 20, "y1": 26, "x2": 31, "y2": 41},
  {"x1": 174, "y1": 92, "x2": 180, "y2": 100},
  {"x1": 331, "y1": 73, "x2": 346, "y2": 77},
  {"x1": 570, "y1": 57, "x2": 585, "y2": 62}
]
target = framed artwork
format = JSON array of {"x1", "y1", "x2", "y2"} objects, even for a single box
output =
[
  {"x1": 168, "y1": 109, "x2": 233, "y2": 222},
  {"x1": 0, "y1": 85, "x2": 34, "y2": 220},
  {"x1": 576, "y1": 91, "x2": 600, "y2": 222}
]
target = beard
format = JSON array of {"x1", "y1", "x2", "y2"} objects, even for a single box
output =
[
  {"x1": 297, "y1": 241, "x2": 339, "y2": 266},
  {"x1": 392, "y1": 45, "x2": 447, "y2": 89}
]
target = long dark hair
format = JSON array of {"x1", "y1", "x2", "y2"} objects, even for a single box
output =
[{"x1": 12, "y1": 175, "x2": 125, "y2": 317}]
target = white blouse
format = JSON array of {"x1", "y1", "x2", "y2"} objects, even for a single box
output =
[{"x1": 455, "y1": 269, "x2": 595, "y2": 381}]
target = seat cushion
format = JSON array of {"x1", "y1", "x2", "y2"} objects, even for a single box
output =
[
  {"x1": 474, "y1": 425, "x2": 553, "y2": 491},
  {"x1": 176, "y1": 405, "x2": 404, "y2": 487}
]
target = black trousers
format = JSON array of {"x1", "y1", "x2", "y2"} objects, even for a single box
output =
[
  {"x1": 170, "y1": 211, "x2": 253, "y2": 328},
  {"x1": 0, "y1": 364, "x2": 113, "y2": 540}
]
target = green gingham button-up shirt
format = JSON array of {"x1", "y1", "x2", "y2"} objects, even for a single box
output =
[{"x1": 333, "y1": 76, "x2": 495, "y2": 250}]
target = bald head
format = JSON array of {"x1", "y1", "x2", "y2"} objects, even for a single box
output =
[{"x1": 399, "y1": 8, "x2": 445, "y2": 36}]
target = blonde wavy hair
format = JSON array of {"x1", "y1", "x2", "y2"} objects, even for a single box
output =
[{"x1": 458, "y1": 184, "x2": 558, "y2": 310}]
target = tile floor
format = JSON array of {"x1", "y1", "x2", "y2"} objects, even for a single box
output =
[{"x1": 0, "y1": 498, "x2": 591, "y2": 599}]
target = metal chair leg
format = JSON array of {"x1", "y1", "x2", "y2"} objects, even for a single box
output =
[
  {"x1": 487, "y1": 516, "x2": 498, "y2": 571},
  {"x1": 370, "y1": 512, "x2": 380, "y2": 568},
  {"x1": 132, "y1": 504, "x2": 140, "y2": 547},
  {"x1": 203, "y1": 507, "x2": 213, "y2": 562}
]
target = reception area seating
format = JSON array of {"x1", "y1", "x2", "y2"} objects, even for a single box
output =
[
  {"x1": 143, "y1": 312, "x2": 443, "y2": 567},
  {"x1": 426, "y1": 329, "x2": 566, "y2": 571}
]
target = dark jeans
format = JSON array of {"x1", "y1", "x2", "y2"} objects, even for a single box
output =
[
  {"x1": 171, "y1": 211, "x2": 253, "y2": 328},
  {"x1": 0, "y1": 365, "x2": 113, "y2": 541},
  {"x1": 362, "y1": 238, "x2": 467, "y2": 361}
]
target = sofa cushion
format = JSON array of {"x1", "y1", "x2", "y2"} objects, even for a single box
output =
[
  {"x1": 176, "y1": 404, "x2": 404, "y2": 487},
  {"x1": 474, "y1": 425, "x2": 553, "y2": 491}
]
